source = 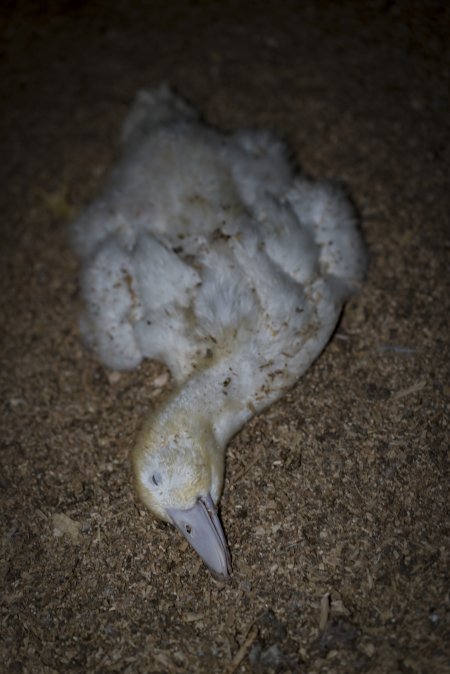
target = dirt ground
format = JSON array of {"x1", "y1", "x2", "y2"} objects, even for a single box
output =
[{"x1": 1, "y1": 1, "x2": 449, "y2": 672}]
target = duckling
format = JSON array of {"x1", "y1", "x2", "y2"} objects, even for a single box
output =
[{"x1": 72, "y1": 86, "x2": 365, "y2": 580}]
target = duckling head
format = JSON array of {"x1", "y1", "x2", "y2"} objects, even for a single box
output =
[{"x1": 132, "y1": 406, "x2": 232, "y2": 581}]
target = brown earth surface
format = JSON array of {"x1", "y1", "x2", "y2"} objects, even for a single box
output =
[{"x1": 1, "y1": 2, "x2": 449, "y2": 673}]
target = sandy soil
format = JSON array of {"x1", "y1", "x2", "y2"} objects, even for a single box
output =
[{"x1": 1, "y1": 1, "x2": 449, "y2": 672}]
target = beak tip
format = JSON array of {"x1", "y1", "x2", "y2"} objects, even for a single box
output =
[
  {"x1": 167, "y1": 493, "x2": 232, "y2": 580},
  {"x1": 210, "y1": 566, "x2": 232, "y2": 583}
]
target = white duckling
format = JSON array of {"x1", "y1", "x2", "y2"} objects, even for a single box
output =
[{"x1": 71, "y1": 86, "x2": 365, "y2": 581}]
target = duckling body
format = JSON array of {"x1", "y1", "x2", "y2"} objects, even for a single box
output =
[{"x1": 72, "y1": 86, "x2": 365, "y2": 579}]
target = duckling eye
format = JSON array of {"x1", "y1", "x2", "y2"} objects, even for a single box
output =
[{"x1": 151, "y1": 471, "x2": 162, "y2": 486}]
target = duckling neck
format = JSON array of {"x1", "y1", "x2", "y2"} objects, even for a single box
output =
[{"x1": 159, "y1": 351, "x2": 267, "y2": 449}]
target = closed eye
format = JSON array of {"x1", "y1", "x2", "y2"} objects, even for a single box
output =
[{"x1": 151, "y1": 471, "x2": 162, "y2": 486}]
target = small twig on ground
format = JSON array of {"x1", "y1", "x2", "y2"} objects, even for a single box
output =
[
  {"x1": 391, "y1": 380, "x2": 426, "y2": 401},
  {"x1": 225, "y1": 625, "x2": 259, "y2": 674},
  {"x1": 319, "y1": 592, "x2": 331, "y2": 632},
  {"x1": 233, "y1": 454, "x2": 261, "y2": 484}
]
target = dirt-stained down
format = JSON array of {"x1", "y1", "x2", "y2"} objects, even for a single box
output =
[{"x1": 1, "y1": 2, "x2": 448, "y2": 672}]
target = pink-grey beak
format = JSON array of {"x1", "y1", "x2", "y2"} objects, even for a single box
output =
[{"x1": 167, "y1": 493, "x2": 232, "y2": 581}]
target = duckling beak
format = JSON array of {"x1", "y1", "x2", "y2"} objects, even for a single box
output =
[{"x1": 167, "y1": 493, "x2": 232, "y2": 581}]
